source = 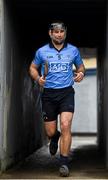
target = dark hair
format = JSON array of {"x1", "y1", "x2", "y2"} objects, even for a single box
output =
[{"x1": 48, "y1": 20, "x2": 67, "y2": 31}]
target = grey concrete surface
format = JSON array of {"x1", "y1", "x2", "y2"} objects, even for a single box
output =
[
  {"x1": 0, "y1": 135, "x2": 108, "y2": 179},
  {"x1": 72, "y1": 74, "x2": 97, "y2": 133}
]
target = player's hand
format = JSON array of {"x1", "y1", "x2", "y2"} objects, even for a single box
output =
[
  {"x1": 74, "y1": 72, "x2": 84, "y2": 82},
  {"x1": 38, "y1": 76, "x2": 46, "y2": 86}
]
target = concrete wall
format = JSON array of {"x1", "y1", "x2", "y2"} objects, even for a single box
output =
[
  {"x1": 72, "y1": 74, "x2": 97, "y2": 133},
  {"x1": 0, "y1": 0, "x2": 3, "y2": 171},
  {"x1": 105, "y1": 1, "x2": 108, "y2": 167},
  {"x1": 97, "y1": 1, "x2": 108, "y2": 165},
  {"x1": 0, "y1": 0, "x2": 44, "y2": 171}
]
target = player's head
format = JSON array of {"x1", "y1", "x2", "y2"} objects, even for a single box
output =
[
  {"x1": 49, "y1": 21, "x2": 67, "y2": 31},
  {"x1": 48, "y1": 21, "x2": 67, "y2": 44}
]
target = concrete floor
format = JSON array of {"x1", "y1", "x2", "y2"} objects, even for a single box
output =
[{"x1": 0, "y1": 135, "x2": 108, "y2": 179}]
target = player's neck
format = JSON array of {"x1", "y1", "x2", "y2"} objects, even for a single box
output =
[{"x1": 52, "y1": 41, "x2": 64, "y2": 51}]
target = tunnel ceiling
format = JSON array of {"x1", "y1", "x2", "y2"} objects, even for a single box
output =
[{"x1": 5, "y1": 0, "x2": 107, "y2": 56}]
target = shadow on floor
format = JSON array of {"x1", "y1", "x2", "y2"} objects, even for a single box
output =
[{"x1": 0, "y1": 136, "x2": 108, "y2": 179}]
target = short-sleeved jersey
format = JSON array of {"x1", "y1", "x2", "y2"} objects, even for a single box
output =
[{"x1": 32, "y1": 43, "x2": 83, "y2": 89}]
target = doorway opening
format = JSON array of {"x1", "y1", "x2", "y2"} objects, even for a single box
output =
[{"x1": 72, "y1": 47, "x2": 97, "y2": 147}]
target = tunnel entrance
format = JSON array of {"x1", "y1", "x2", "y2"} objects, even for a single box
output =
[
  {"x1": 6, "y1": 0, "x2": 106, "y2": 59},
  {"x1": 1, "y1": 0, "x2": 107, "y2": 171}
]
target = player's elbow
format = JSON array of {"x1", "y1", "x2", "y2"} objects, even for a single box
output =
[
  {"x1": 29, "y1": 64, "x2": 35, "y2": 78},
  {"x1": 29, "y1": 65, "x2": 32, "y2": 76}
]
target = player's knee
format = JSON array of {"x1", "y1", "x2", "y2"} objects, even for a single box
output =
[
  {"x1": 46, "y1": 128, "x2": 56, "y2": 138},
  {"x1": 61, "y1": 121, "x2": 71, "y2": 132}
]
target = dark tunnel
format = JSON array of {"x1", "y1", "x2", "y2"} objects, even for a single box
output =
[{"x1": 6, "y1": 0, "x2": 106, "y2": 60}]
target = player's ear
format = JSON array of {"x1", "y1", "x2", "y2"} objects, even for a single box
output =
[{"x1": 48, "y1": 30, "x2": 52, "y2": 37}]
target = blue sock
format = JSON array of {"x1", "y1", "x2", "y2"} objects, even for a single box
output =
[{"x1": 60, "y1": 154, "x2": 69, "y2": 166}]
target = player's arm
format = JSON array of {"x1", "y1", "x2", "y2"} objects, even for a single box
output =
[
  {"x1": 29, "y1": 63, "x2": 45, "y2": 86},
  {"x1": 74, "y1": 64, "x2": 85, "y2": 82}
]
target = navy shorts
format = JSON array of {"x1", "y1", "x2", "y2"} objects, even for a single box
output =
[{"x1": 41, "y1": 86, "x2": 75, "y2": 122}]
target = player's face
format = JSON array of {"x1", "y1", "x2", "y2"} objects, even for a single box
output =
[{"x1": 49, "y1": 28, "x2": 66, "y2": 44}]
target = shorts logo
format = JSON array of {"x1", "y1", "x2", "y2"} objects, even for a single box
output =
[{"x1": 49, "y1": 62, "x2": 69, "y2": 72}]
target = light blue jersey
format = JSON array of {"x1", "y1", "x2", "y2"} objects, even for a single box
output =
[{"x1": 32, "y1": 43, "x2": 83, "y2": 89}]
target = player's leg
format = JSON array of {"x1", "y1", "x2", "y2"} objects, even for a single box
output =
[
  {"x1": 59, "y1": 111, "x2": 73, "y2": 177},
  {"x1": 44, "y1": 120, "x2": 60, "y2": 155}
]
